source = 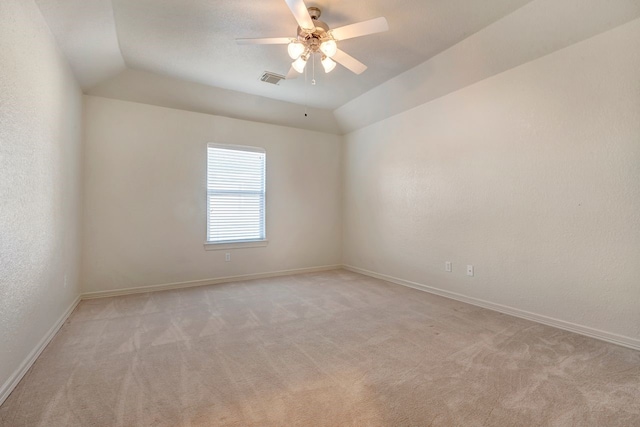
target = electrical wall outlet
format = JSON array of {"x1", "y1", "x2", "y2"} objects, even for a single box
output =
[
  {"x1": 445, "y1": 261, "x2": 452, "y2": 272},
  {"x1": 467, "y1": 265, "x2": 474, "y2": 277},
  {"x1": 225, "y1": 253, "x2": 231, "y2": 262}
]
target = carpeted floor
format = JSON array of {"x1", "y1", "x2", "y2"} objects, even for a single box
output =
[{"x1": 1, "y1": 270, "x2": 639, "y2": 426}]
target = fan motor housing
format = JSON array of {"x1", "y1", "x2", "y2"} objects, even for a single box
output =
[{"x1": 297, "y1": 19, "x2": 330, "y2": 52}]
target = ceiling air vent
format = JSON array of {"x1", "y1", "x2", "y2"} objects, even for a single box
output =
[{"x1": 260, "y1": 71, "x2": 285, "y2": 85}]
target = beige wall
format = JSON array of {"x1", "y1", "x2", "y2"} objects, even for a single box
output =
[
  {"x1": 343, "y1": 19, "x2": 640, "y2": 344},
  {"x1": 82, "y1": 96, "x2": 342, "y2": 293},
  {"x1": 2, "y1": 4, "x2": 638, "y2": 406},
  {"x1": 0, "y1": 0, "x2": 83, "y2": 400}
]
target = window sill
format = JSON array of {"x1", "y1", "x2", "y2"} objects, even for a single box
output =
[{"x1": 204, "y1": 240, "x2": 269, "y2": 251}]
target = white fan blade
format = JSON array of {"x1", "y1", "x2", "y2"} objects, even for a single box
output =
[
  {"x1": 333, "y1": 49, "x2": 368, "y2": 75},
  {"x1": 330, "y1": 17, "x2": 389, "y2": 41},
  {"x1": 236, "y1": 37, "x2": 291, "y2": 45},
  {"x1": 286, "y1": 66, "x2": 299, "y2": 79},
  {"x1": 284, "y1": 0, "x2": 314, "y2": 31}
]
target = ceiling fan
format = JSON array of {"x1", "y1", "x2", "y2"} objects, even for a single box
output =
[{"x1": 236, "y1": 0, "x2": 389, "y2": 77}]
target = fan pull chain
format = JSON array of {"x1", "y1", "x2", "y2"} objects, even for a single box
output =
[
  {"x1": 311, "y1": 53, "x2": 316, "y2": 85},
  {"x1": 304, "y1": 60, "x2": 309, "y2": 117}
]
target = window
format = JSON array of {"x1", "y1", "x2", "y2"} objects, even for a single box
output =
[{"x1": 206, "y1": 144, "x2": 266, "y2": 245}]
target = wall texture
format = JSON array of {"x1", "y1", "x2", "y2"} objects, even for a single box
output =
[
  {"x1": 82, "y1": 96, "x2": 342, "y2": 293},
  {"x1": 343, "y1": 18, "x2": 640, "y2": 344},
  {"x1": 0, "y1": 0, "x2": 83, "y2": 400}
]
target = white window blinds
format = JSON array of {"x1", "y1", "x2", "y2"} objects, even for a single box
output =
[{"x1": 207, "y1": 144, "x2": 266, "y2": 243}]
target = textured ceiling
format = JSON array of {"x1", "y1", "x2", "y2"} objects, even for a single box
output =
[
  {"x1": 37, "y1": 0, "x2": 534, "y2": 109},
  {"x1": 112, "y1": 0, "x2": 533, "y2": 109},
  {"x1": 335, "y1": 0, "x2": 640, "y2": 132},
  {"x1": 88, "y1": 69, "x2": 343, "y2": 134},
  {"x1": 34, "y1": 0, "x2": 125, "y2": 88}
]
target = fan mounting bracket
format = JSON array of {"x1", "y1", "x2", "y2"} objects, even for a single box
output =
[{"x1": 308, "y1": 6, "x2": 321, "y2": 20}]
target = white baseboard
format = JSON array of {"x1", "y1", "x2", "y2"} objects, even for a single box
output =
[
  {"x1": 343, "y1": 265, "x2": 640, "y2": 351},
  {"x1": 3, "y1": 264, "x2": 635, "y2": 409},
  {"x1": 81, "y1": 265, "x2": 343, "y2": 299},
  {"x1": 0, "y1": 295, "x2": 81, "y2": 407},
  {"x1": 0, "y1": 265, "x2": 341, "y2": 406}
]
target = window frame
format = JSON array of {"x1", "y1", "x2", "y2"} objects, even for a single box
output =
[{"x1": 204, "y1": 143, "x2": 268, "y2": 251}]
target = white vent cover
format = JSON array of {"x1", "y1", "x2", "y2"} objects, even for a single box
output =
[{"x1": 260, "y1": 72, "x2": 285, "y2": 85}]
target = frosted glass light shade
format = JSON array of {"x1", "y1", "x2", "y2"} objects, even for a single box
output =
[
  {"x1": 292, "y1": 56, "x2": 307, "y2": 73},
  {"x1": 287, "y1": 42, "x2": 305, "y2": 59},
  {"x1": 321, "y1": 56, "x2": 336, "y2": 73},
  {"x1": 320, "y1": 40, "x2": 337, "y2": 57}
]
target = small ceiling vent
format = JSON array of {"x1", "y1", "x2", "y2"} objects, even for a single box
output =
[{"x1": 260, "y1": 71, "x2": 285, "y2": 85}]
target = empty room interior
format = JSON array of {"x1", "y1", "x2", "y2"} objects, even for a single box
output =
[{"x1": 1, "y1": 0, "x2": 640, "y2": 425}]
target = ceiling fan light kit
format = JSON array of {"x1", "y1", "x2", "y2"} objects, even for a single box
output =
[
  {"x1": 236, "y1": 0, "x2": 389, "y2": 77},
  {"x1": 292, "y1": 54, "x2": 308, "y2": 73},
  {"x1": 287, "y1": 41, "x2": 306, "y2": 60},
  {"x1": 285, "y1": 7, "x2": 337, "y2": 74},
  {"x1": 320, "y1": 39, "x2": 337, "y2": 58},
  {"x1": 321, "y1": 55, "x2": 336, "y2": 73}
]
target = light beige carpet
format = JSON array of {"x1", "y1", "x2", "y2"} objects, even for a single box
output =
[{"x1": 1, "y1": 270, "x2": 639, "y2": 426}]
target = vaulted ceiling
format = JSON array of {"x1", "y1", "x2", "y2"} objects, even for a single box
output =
[
  {"x1": 36, "y1": 0, "x2": 532, "y2": 109},
  {"x1": 34, "y1": 0, "x2": 640, "y2": 134}
]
